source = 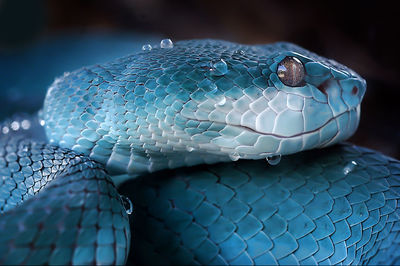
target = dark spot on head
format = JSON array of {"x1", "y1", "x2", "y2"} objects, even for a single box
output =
[
  {"x1": 352, "y1": 86, "x2": 358, "y2": 95},
  {"x1": 317, "y1": 80, "x2": 329, "y2": 96}
]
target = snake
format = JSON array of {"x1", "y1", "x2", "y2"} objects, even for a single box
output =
[{"x1": 1, "y1": 39, "x2": 399, "y2": 265}]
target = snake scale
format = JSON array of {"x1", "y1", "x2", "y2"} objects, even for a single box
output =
[{"x1": 1, "y1": 39, "x2": 400, "y2": 265}]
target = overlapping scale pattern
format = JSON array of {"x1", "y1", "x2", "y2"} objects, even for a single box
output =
[
  {"x1": 121, "y1": 144, "x2": 400, "y2": 265},
  {"x1": 1, "y1": 39, "x2": 373, "y2": 265},
  {"x1": 0, "y1": 134, "x2": 130, "y2": 265},
  {"x1": 43, "y1": 40, "x2": 366, "y2": 176}
]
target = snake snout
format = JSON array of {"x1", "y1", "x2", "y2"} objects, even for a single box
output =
[
  {"x1": 337, "y1": 77, "x2": 366, "y2": 109},
  {"x1": 316, "y1": 75, "x2": 366, "y2": 109}
]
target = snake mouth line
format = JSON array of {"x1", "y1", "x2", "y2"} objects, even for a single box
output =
[
  {"x1": 237, "y1": 108, "x2": 357, "y2": 138},
  {"x1": 237, "y1": 108, "x2": 356, "y2": 139},
  {"x1": 189, "y1": 107, "x2": 357, "y2": 139}
]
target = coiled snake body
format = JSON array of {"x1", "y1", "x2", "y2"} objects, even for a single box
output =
[{"x1": 1, "y1": 39, "x2": 400, "y2": 265}]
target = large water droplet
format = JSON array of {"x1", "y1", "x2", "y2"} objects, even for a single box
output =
[
  {"x1": 39, "y1": 119, "x2": 45, "y2": 126},
  {"x1": 229, "y1": 152, "x2": 240, "y2": 161},
  {"x1": 160, "y1": 39, "x2": 173, "y2": 49},
  {"x1": 266, "y1": 154, "x2": 281, "y2": 165},
  {"x1": 120, "y1": 195, "x2": 133, "y2": 215},
  {"x1": 142, "y1": 44, "x2": 152, "y2": 51},
  {"x1": 343, "y1": 160, "x2": 358, "y2": 175},
  {"x1": 210, "y1": 59, "x2": 228, "y2": 76}
]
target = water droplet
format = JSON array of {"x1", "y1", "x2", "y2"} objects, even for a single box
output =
[
  {"x1": 216, "y1": 96, "x2": 226, "y2": 106},
  {"x1": 210, "y1": 59, "x2": 228, "y2": 76},
  {"x1": 39, "y1": 119, "x2": 45, "y2": 126},
  {"x1": 197, "y1": 62, "x2": 211, "y2": 71},
  {"x1": 142, "y1": 44, "x2": 152, "y2": 51},
  {"x1": 11, "y1": 121, "x2": 20, "y2": 131},
  {"x1": 343, "y1": 160, "x2": 358, "y2": 175},
  {"x1": 120, "y1": 195, "x2": 133, "y2": 215},
  {"x1": 2, "y1": 127, "x2": 9, "y2": 134},
  {"x1": 234, "y1": 49, "x2": 245, "y2": 55},
  {"x1": 186, "y1": 146, "x2": 195, "y2": 152},
  {"x1": 160, "y1": 39, "x2": 173, "y2": 49},
  {"x1": 21, "y1": 120, "x2": 31, "y2": 130},
  {"x1": 266, "y1": 154, "x2": 281, "y2": 165},
  {"x1": 229, "y1": 152, "x2": 240, "y2": 161}
]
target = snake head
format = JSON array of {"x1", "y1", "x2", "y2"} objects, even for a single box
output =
[
  {"x1": 168, "y1": 40, "x2": 366, "y2": 162},
  {"x1": 43, "y1": 40, "x2": 366, "y2": 174}
]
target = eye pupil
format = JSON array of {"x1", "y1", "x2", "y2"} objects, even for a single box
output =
[{"x1": 277, "y1": 56, "x2": 305, "y2": 87}]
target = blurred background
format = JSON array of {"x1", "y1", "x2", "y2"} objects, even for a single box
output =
[{"x1": 0, "y1": 0, "x2": 399, "y2": 158}]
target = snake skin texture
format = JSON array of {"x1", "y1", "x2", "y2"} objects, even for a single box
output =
[
  {"x1": 122, "y1": 144, "x2": 400, "y2": 265},
  {"x1": 42, "y1": 40, "x2": 365, "y2": 177},
  {"x1": 0, "y1": 126, "x2": 130, "y2": 264},
  {"x1": 3, "y1": 39, "x2": 398, "y2": 265}
]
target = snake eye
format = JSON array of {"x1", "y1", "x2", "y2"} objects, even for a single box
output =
[{"x1": 277, "y1": 56, "x2": 305, "y2": 87}]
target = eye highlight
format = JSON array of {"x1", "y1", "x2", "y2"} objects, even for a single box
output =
[{"x1": 277, "y1": 56, "x2": 305, "y2": 87}]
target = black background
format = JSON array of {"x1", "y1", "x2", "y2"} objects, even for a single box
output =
[{"x1": 1, "y1": 0, "x2": 399, "y2": 158}]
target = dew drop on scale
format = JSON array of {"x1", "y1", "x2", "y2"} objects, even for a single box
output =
[
  {"x1": 37, "y1": 109, "x2": 45, "y2": 127},
  {"x1": 234, "y1": 49, "x2": 245, "y2": 56},
  {"x1": 142, "y1": 44, "x2": 152, "y2": 51},
  {"x1": 120, "y1": 195, "x2": 133, "y2": 215},
  {"x1": 266, "y1": 154, "x2": 281, "y2": 165},
  {"x1": 216, "y1": 96, "x2": 226, "y2": 106},
  {"x1": 343, "y1": 160, "x2": 358, "y2": 175},
  {"x1": 210, "y1": 59, "x2": 228, "y2": 76},
  {"x1": 186, "y1": 146, "x2": 195, "y2": 152},
  {"x1": 21, "y1": 145, "x2": 29, "y2": 152},
  {"x1": 160, "y1": 39, "x2": 174, "y2": 49},
  {"x1": 229, "y1": 152, "x2": 240, "y2": 161}
]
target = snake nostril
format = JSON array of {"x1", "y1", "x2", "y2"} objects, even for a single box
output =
[{"x1": 351, "y1": 86, "x2": 358, "y2": 95}]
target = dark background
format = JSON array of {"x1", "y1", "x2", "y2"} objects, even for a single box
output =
[{"x1": 1, "y1": 0, "x2": 399, "y2": 158}]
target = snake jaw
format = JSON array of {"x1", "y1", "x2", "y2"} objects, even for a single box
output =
[{"x1": 179, "y1": 105, "x2": 360, "y2": 161}]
